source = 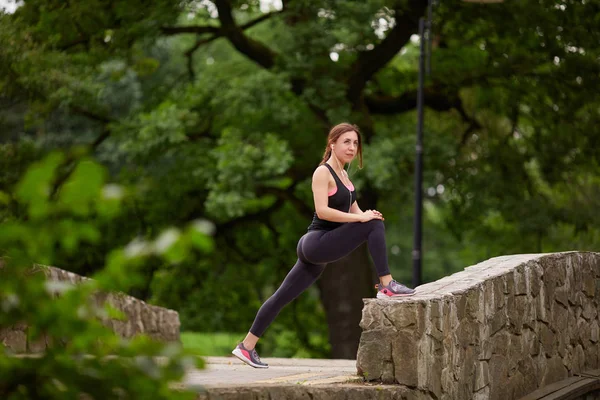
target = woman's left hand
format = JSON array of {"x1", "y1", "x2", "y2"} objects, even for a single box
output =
[{"x1": 365, "y1": 209, "x2": 384, "y2": 221}]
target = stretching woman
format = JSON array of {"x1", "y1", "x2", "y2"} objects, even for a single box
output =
[{"x1": 232, "y1": 123, "x2": 415, "y2": 368}]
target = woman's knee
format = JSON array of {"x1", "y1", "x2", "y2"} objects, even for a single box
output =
[{"x1": 366, "y1": 219, "x2": 385, "y2": 231}]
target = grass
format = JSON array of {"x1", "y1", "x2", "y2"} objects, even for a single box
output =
[{"x1": 180, "y1": 332, "x2": 244, "y2": 356}]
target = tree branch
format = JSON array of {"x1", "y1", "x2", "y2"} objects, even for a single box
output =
[
  {"x1": 70, "y1": 105, "x2": 112, "y2": 124},
  {"x1": 239, "y1": 11, "x2": 282, "y2": 30},
  {"x1": 160, "y1": 26, "x2": 219, "y2": 35},
  {"x1": 214, "y1": 0, "x2": 278, "y2": 69},
  {"x1": 175, "y1": 9, "x2": 283, "y2": 77},
  {"x1": 68, "y1": 105, "x2": 114, "y2": 149},
  {"x1": 365, "y1": 86, "x2": 462, "y2": 114},
  {"x1": 346, "y1": 0, "x2": 427, "y2": 105},
  {"x1": 162, "y1": 10, "x2": 280, "y2": 37}
]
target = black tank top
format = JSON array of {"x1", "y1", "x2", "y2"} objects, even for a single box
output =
[{"x1": 307, "y1": 163, "x2": 357, "y2": 231}]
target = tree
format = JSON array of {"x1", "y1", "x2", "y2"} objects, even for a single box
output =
[{"x1": 1, "y1": 0, "x2": 599, "y2": 358}]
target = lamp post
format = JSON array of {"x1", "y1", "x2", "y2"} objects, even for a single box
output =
[{"x1": 412, "y1": 0, "x2": 503, "y2": 288}]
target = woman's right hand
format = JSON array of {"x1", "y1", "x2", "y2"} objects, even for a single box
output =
[{"x1": 361, "y1": 210, "x2": 384, "y2": 222}]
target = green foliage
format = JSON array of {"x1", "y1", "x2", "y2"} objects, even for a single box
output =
[
  {"x1": 2, "y1": 0, "x2": 600, "y2": 361},
  {"x1": 180, "y1": 332, "x2": 243, "y2": 356},
  {"x1": 206, "y1": 128, "x2": 294, "y2": 219},
  {"x1": 0, "y1": 152, "x2": 215, "y2": 399}
]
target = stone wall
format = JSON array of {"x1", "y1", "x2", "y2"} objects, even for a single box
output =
[
  {"x1": 356, "y1": 252, "x2": 600, "y2": 400},
  {"x1": 0, "y1": 266, "x2": 180, "y2": 353}
]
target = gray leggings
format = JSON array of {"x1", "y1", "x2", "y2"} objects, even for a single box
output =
[{"x1": 249, "y1": 219, "x2": 390, "y2": 337}]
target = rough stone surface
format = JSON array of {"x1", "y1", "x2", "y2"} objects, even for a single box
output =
[
  {"x1": 1, "y1": 266, "x2": 180, "y2": 353},
  {"x1": 357, "y1": 252, "x2": 600, "y2": 400},
  {"x1": 196, "y1": 386, "x2": 419, "y2": 400}
]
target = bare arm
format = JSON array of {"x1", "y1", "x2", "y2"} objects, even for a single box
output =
[{"x1": 349, "y1": 200, "x2": 363, "y2": 215}]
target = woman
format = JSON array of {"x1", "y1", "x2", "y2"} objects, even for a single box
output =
[{"x1": 232, "y1": 123, "x2": 415, "y2": 368}]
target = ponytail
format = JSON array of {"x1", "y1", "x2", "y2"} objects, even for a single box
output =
[{"x1": 319, "y1": 146, "x2": 332, "y2": 166}]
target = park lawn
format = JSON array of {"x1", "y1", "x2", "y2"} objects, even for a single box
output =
[{"x1": 180, "y1": 332, "x2": 244, "y2": 356}]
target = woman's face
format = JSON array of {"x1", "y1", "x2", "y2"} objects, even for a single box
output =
[{"x1": 333, "y1": 131, "x2": 359, "y2": 164}]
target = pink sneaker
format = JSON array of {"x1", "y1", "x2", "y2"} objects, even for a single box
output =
[
  {"x1": 376, "y1": 280, "x2": 415, "y2": 299},
  {"x1": 232, "y1": 342, "x2": 268, "y2": 368}
]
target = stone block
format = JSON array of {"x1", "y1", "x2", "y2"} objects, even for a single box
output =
[
  {"x1": 552, "y1": 303, "x2": 569, "y2": 335},
  {"x1": 508, "y1": 371, "x2": 528, "y2": 399},
  {"x1": 417, "y1": 336, "x2": 442, "y2": 398},
  {"x1": 557, "y1": 329, "x2": 567, "y2": 358},
  {"x1": 473, "y1": 361, "x2": 489, "y2": 391},
  {"x1": 514, "y1": 266, "x2": 528, "y2": 296},
  {"x1": 455, "y1": 320, "x2": 481, "y2": 349},
  {"x1": 488, "y1": 354, "x2": 508, "y2": 400},
  {"x1": 583, "y1": 271, "x2": 596, "y2": 298},
  {"x1": 443, "y1": 299, "x2": 458, "y2": 336},
  {"x1": 591, "y1": 320, "x2": 599, "y2": 343},
  {"x1": 541, "y1": 356, "x2": 568, "y2": 387},
  {"x1": 473, "y1": 386, "x2": 490, "y2": 400},
  {"x1": 539, "y1": 323, "x2": 555, "y2": 356},
  {"x1": 456, "y1": 347, "x2": 476, "y2": 397},
  {"x1": 357, "y1": 329, "x2": 391, "y2": 381},
  {"x1": 440, "y1": 367, "x2": 455, "y2": 399},
  {"x1": 591, "y1": 254, "x2": 600, "y2": 278},
  {"x1": 488, "y1": 331, "x2": 509, "y2": 357},
  {"x1": 489, "y1": 308, "x2": 507, "y2": 336},
  {"x1": 519, "y1": 355, "x2": 538, "y2": 394},
  {"x1": 568, "y1": 306, "x2": 579, "y2": 347},
  {"x1": 392, "y1": 330, "x2": 418, "y2": 387},
  {"x1": 504, "y1": 270, "x2": 515, "y2": 296},
  {"x1": 544, "y1": 267, "x2": 559, "y2": 304},
  {"x1": 578, "y1": 317, "x2": 592, "y2": 345},
  {"x1": 555, "y1": 286, "x2": 569, "y2": 307},
  {"x1": 455, "y1": 295, "x2": 467, "y2": 321},
  {"x1": 381, "y1": 360, "x2": 395, "y2": 384},
  {"x1": 493, "y1": 276, "x2": 505, "y2": 309},
  {"x1": 584, "y1": 344, "x2": 599, "y2": 370},
  {"x1": 483, "y1": 280, "x2": 494, "y2": 314},
  {"x1": 507, "y1": 336, "x2": 524, "y2": 375},
  {"x1": 360, "y1": 303, "x2": 388, "y2": 330},
  {"x1": 141, "y1": 306, "x2": 158, "y2": 334},
  {"x1": 519, "y1": 328, "x2": 539, "y2": 357},
  {"x1": 387, "y1": 302, "x2": 420, "y2": 331},
  {"x1": 1, "y1": 330, "x2": 27, "y2": 353},
  {"x1": 575, "y1": 344, "x2": 586, "y2": 371},
  {"x1": 466, "y1": 288, "x2": 483, "y2": 323},
  {"x1": 582, "y1": 297, "x2": 596, "y2": 320},
  {"x1": 536, "y1": 285, "x2": 549, "y2": 323},
  {"x1": 508, "y1": 295, "x2": 529, "y2": 334},
  {"x1": 529, "y1": 264, "x2": 543, "y2": 297}
]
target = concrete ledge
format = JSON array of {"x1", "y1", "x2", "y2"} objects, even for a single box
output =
[
  {"x1": 357, "y1": 252, "x2": 600, "y2": 400},
  {"x1": 189, "y1": 357, "x2": 421, "y2": 400},
  {"x1": 195, "y1": 385, "x2": 418, "y2": 400}
]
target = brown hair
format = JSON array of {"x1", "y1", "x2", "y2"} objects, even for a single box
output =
[{"x1": 319, "y1": 123, "x2": 363, "y2": 168}]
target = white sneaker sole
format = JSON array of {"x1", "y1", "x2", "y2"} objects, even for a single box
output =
[
  {"x1": 232, "y1": 348, "x2": 269, "y2": 369},
  {"x1": 377, "y1": 291, "x2": 415, "y2": 299}
]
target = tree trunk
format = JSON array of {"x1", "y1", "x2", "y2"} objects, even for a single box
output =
[{"x1": 317, "y1": 243, "x2": 377, "y2": 359}]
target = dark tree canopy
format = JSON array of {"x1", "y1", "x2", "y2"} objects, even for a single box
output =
[{"x1": 1, "y1": 0, "x2": 599, "y2": 358}]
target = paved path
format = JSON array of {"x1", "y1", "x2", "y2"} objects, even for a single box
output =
[{"x1": 184, "y1": 356, "x2": 362, "y2": 388}]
